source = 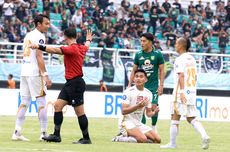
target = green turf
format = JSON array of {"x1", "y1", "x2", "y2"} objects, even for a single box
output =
[{"x1": 0, "y1": 116, "x2": 229, "y2": 152}]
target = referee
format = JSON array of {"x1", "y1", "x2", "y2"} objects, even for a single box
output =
[{"x1": 30, "y1": 27, "x2": 93, "y2": 144}]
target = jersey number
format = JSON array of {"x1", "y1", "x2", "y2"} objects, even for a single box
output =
[{"x1": 186, "y1": 68, "x2": 196, "y2": 87}]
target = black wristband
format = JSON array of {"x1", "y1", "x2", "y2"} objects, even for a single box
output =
[
  {"x1": 38, "y1": 45, "x2": 46, "y2": 51},
  {"x1": 86, "y1": 39, "x2": 91, "y2": 42}
]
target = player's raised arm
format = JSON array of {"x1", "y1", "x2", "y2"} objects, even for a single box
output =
[
  {"x1": 128, "y1": 64, "x2": 138, "y2": 88},
  {"x1": 84, "y1": 29, "x2": 93, "y2": 49}
]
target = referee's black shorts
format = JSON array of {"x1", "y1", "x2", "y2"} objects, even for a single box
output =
[{"x1": 58, "y1": 76, "x2": 86, "y2": 107}]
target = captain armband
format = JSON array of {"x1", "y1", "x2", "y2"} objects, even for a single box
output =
[{"x1": 38, "y1": 45, "x2": 46, "y2": 51}]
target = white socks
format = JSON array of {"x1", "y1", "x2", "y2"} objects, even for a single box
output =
[
  {"x1": 191, "y1": 119, "x2": 208, "y2": 139},
  {"x1": 36, "y1": 96, "x2": 48, "y2": 133},
  {"x1": 169, "y1": 120, "x2": 179, "y2": 146},
  {"x1": 15, "y1": 96, "x2": 31, "y2": 135},
  {"x1": 116, "y1": 136, "x2": 137, "y2": 143},
  {"x1": 15, "y1": 96, "x2": 48, "y2": 135}
]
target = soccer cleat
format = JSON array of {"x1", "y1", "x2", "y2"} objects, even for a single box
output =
[
  {"x1": 72, "y1": 138, "x2": 92, "y2": 144},
  {"x1": 111, "y1": 136, "x2": 120, "y2": 142},
  {"x1": 202, "y1": 136, "x2": 210, "y2": 150},
  {"x1": 111, "y1": 133, "x2": 123, "y2": 142},
  {"x1": 42, "y1": 134, "x2": 61, "y2": 142},
  {"x1": 160, "y1": 143, "x2": 176, "y2": 149},
  {"x1": 39, "y1": 132, "x2": 47, "y2": 141},
  {"x1": 12, "y1": 133, "x2": 30, "y2": 141}
]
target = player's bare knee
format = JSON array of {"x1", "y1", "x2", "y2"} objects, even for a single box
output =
[
  {"x1": 187, "y1": 119, "x2": 191, "y2": 123},
  {"x1": 155, "y1": 137, "x2": 161, "y2": 143},
  {"x1": 186, "y1": 117, "x2": 195, "y2": 123},
  {"x1": 136, "y1": 136, "x2": 148, "y2": 143},
  {"x1": 19, "y1": 104, "x2": 27, "y2": 109}
]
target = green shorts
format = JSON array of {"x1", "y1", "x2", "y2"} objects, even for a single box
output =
[{"x1": 151, "y1": 90, "x2": 158, "y2": 105}]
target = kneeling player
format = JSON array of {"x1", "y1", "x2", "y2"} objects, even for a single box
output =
[{"x1": 112, "y1": 69, "x2": 161, "y2": 143}]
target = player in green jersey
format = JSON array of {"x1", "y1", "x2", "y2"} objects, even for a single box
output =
[{"x1": 128, "y1": 32, "x2": 165, "y2": 131}]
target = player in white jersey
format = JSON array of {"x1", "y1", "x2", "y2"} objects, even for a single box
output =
[
  {"x1": 12, "y1": 14, "x2": 52, "y2": 142},
  {"x1": 160, "y1": 37, "x2": 210, "y2": 149},
  {"x1": 113, "y1": 69, "x2": 161, "y2": 143}
]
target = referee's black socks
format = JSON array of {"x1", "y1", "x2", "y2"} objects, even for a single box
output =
[
  {"x1": 54, "y1": 111, "x2": 63, "y2": 136},
  {"x1": 78, "y1": 114, "x2": 90, "y2": 140}
]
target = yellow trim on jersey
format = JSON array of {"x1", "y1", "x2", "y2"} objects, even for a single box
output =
[
  {"x1": 39, "y1": 77, "x2": 45, "y2": 96},
  {"x1": 23, "y1": 40, "x2": 31, "y2": 57},
  {"x1": 121, "y1": 115, "x2": 128, "y2": 136},
  {"x1": 174, "y1": 80, "x2": 180, "y2": 115}
]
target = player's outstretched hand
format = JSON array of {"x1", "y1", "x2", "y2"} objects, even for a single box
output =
[{"x1": 86, "y1": 29, "x2": 94, "y2": 41}]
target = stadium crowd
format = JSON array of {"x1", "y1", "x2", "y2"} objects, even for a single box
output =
[{"x1": 0, "y1": 0, "x2": 229, "y2": 52}]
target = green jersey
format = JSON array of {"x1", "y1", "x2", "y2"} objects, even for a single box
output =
[{"x1": 134, "y1": 49, "x2": 164, "y2": 92}]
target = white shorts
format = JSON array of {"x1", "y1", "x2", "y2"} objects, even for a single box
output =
[
  {"x1": 170, "y1": 101, "x2": 197, "y2": 117},
  {"x1": 20, "y1": 76, "x2": 47, "y2": 97},
  {"x1": 119, "y1": 120, "x2": 152, "y2": 136}
]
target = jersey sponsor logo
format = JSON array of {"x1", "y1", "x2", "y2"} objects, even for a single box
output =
[
  {"x1": 144, "y1": 59, "x2": 150, "y2": 65},
  {"x1": 133, "y1": 111, "x2": 142, "y2": 114},
  {"x1": 186, "y1": 90, "x2": 196, "y2": 94},
  {"x1": 39, "y1": 39, "x2": 44, "y2": 44},
  {"x1": 142, "y1": 59, "x2": 154, "y2": 72}
]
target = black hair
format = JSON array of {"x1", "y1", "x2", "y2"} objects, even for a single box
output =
[
  {"x1": 64, "y1": 27, "x2": 77, "y2": 39},
  {"x1": 186, "y1": 38, "x2": 191, "y2": 51},
  {"x1": 141, "y1": 32, "x2": 154, "y2": 42},
  {"x1": 8, "y1": 74, "x2": 13, "y2": 78},
  {"x1": 134, "y1": 69, "x2": 147, "y2": 77},
  {"x1": 34, "y1": 14, "x2": 50, "y2": 27}
]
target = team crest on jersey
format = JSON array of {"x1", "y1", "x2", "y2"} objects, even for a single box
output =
[
  {"x1": 122, "y1": 95, "x2": 127, "y2": 100},
  {"x1": 151, "y1": 56, "x2": 155, "y2": 60},
  {"x1": 39, "y1": 39, "x2": 44, "y2": 44}
]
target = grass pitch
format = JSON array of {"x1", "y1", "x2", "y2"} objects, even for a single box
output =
[{"x1": 0, "y1": 116, "x2": 229, "y2": 152}]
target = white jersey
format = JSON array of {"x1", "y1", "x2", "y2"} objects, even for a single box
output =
[
  {"x1": 21, "y1": 28, "x2": 46, "y2": 76},
  {"x1": 119, "y1": 86, "x2": 152, "y2": 126},
  {"x1": 173, "y1": 52, "x2": 197, "y2": 105}
]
